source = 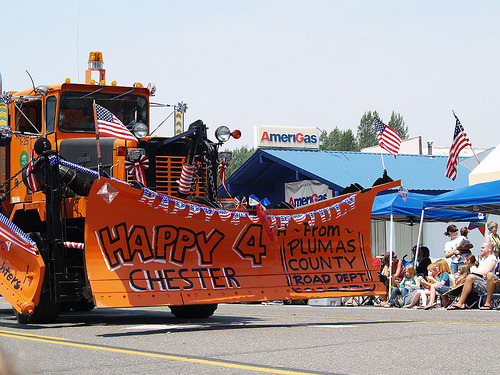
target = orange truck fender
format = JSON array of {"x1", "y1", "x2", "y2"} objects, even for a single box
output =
[{"x1": 0, "y1": 214, "x2": 44, "y2": 314}]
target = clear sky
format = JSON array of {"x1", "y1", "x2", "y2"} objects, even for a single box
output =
[{"x1": 1, "y1": 1, "x2": 499, "y2": 151}]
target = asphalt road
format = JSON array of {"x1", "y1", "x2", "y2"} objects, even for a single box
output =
[{"x1": 0, "y1": 300, "x2": 498, "y2": 375}]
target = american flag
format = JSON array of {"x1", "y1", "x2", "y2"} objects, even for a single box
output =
[
  {"x1": 445, "y1": 114, "x2": 471, "y2": 180},
  {"x1": 26, "y1": 150, "x2": 39, "y2": 193},
  {"x1": 374, "y1": 119, "x2": 402, "y2": 158},
  {"x1": 94, "y1": 103, "x2": 137, "y2": 142}
]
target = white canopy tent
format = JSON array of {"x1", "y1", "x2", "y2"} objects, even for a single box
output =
[{"x1": 469, "y1": 143, "x2": 500, "y2": 185}]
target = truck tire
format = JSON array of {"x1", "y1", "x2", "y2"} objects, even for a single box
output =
[
  {"x1": 71, "y1": 299, "x2": 95, "y2": 312},
  {"x1": 283, "y1": 299, "x2": 308, "y2": 305},
  {"x1": 169, "y1": 304, "x2": 218, "y2": 319},
  {"x1": 14, "y1": 303, "x2": 59, "y2": 324}
]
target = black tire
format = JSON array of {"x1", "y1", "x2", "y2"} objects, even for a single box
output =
[
  {"x1": 59, "y1": 302, "x2": 73, "y2": 312},
  {"x1": 71, "y1": 299, "x2": 95, "y2": 312},
  {"x1": 283, "y1": 299, "x2": 308, "y2": 305},
  {"x1": 169, "y1": 304, "x2": 218, "y2": 319},
  {"x1": 14, "y1": 303, "x2": 59, "y2": 324}
]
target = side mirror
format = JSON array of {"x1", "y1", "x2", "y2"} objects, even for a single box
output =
[{"x1": 0, "y1": 125, "x2": 12, "y2": 147}]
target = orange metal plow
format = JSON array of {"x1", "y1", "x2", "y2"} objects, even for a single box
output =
[{"x1": 85, "y1": 178, "x2": 399, "y2": 308}]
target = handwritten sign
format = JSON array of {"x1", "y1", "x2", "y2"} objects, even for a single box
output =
[{"x1": 86, "y1": 178, "x2": 395, "y2": 308}]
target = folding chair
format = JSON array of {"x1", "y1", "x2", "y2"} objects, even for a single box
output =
[
  {"x1": 465, "y1": 291, "x2": 480, "y2": 309},
  {"x1": 478, "y1": 293, "x2": 500, "y2": 308},
  {"x1": 442, "y1": 284, "x2": 463, "y2": 307},
  {"x1": 343, "y1": 257, "x2": 383, "y2": 306},
  {"x1": 443, "y1": 284, "x2": 481, "y2": 309}
]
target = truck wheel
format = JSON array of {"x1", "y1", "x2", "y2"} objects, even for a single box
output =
[
  {"x1": 283, "y1": 299, "x2": 308, "y2": 305},
  {"x1": 169, "y1": 304, "x2": 218, "y2": 319},
  {"x1": 13, "y1": 303, "x2": 59, "y2": 324},
  {"x1": 71, "y1": 299, "x2": 95, "y2": 312}
]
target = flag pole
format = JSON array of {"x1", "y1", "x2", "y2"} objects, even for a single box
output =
[
  {"x1": 468, "y1": 145, "x2": 480, "y2": 165},
  {"x1": 453, "y1": 110, "x2": 479, "y2": 164},
  {"x1": 380, "y1": 153, "x2": 386, "y2": 172},
  {"x1": 93, "y1": 100, "x2": 102, "y2": 178}
]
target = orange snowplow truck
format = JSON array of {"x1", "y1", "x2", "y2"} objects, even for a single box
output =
[{"x1": 0, "y1": 52, "x2": 397, "y2": 323}]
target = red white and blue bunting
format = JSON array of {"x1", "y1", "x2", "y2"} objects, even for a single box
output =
[
  {"x1": 125, "y1": 156, "x2": 149, "y2": 186},
  {"x1": 0, "y1": 92, "x2": 13, "y2": 104},
  {"x1": 0, "y1": 212, "x2": 38, "y2": 256},
  {"x1": 46, "y1": 155, "x2": 359, "y2": 232},
  {"x1": 64, "y1": 241, "x2": 85, "y2": 250},
  {"x1": 137, "y1": 187, "x2": 358, "y2": 230}
]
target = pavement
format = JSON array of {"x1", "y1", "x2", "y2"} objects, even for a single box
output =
[{"x1": 0, "y1": 299, "x2": 498, "y2": 374}]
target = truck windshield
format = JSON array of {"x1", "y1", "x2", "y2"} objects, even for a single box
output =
[{"x1": 58, "y1": 91, "x2": 148, "y2": 132}]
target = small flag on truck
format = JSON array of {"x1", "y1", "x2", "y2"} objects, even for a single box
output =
[{"x1": 94, "y1": 103, "x2": 137, "y2": 142}]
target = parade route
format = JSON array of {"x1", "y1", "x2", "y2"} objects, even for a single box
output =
[{"x1": 0, "y1": 300, "x2": 498, "y2": 374}]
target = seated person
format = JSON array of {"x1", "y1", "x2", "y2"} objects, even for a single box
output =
[
  {"x1": 480, "y1": 271, "x2": 500, "y2": 309},
  {"x1": 464, "y1": 253, "x2": 477, "y2": 270},
  {"x1": 452, "y1": 264, "x2": 471, "y2": 288},
  {"x1": 414, "y1": 246, "x2": 432, "y2": 278},
  {"x1": 381, "y1": 251, "x2": 404, "y2": 287},
  {"x1": 424, "y1": 259, "x2": 452, "y2": 309},
  {"x1": 403, "y1": 263, "x2": 437, "y2": 308},
  {"x1": 376, "y1": 252, "x2": 403, "y2": 305},
  {"x1": 440, "y1": 265, "x2": 471, "y2": 306},
  {"x1": 451, "y1": 254, "x2": 476, "y2": 286},
  {"x1": 384, "y1": 264, "x2": 418, "y2": 307},
  {"x1": 448, "y1": 242, "x2": 497, "y2": 310}
]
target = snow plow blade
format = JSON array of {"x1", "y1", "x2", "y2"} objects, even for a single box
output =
[
  {"x1": 85, "y1": 177, "x2": 399, "y2": 308},
  {"x1": 0, "y1": 215, "x2": 44, "y2": 315}
]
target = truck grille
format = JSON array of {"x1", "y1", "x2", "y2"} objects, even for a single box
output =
[{"x1": 155, "y1": 156, "x2": 206, "y2": 197}]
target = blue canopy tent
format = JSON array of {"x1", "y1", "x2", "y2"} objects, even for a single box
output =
[
  {"x1": 373, "y1": 192, "x2": 485, "y2": 222},
  {"x1": 423, "y1": 180, "x2": 500, "y2": 215},
  {"x1": 372, "y1": 192, "x2": 485, "y2": 286},
  {"x1": 410, "y1": 181, "x2": 497, "y2": 266}
]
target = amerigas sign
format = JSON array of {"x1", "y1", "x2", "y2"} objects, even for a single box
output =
[
  {"x1": 285, "y1": 180, "x2": 332, "y2": 208},
  {"x1": 255, "y1": 125, "x2": 319, "y2": 150}
]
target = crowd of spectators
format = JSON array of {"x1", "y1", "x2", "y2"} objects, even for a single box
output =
[{"x1": 361, "y1": 221, "x2": 500, "y2": 310}]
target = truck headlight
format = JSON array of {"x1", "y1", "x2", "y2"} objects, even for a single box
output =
[
  {"x1": 133, "y1": 122, "x2": 148, "y2": 139},
  {"x1": 128, "y1": 148, "x2": 146, "y2": 161},
  {"x1": 215, "y1": 126, "x2": 231, "y2": 142}
]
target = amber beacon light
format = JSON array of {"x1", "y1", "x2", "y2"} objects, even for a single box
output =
[{"x1": 85, "y1": 51, "x2": 106, "y2": 84}]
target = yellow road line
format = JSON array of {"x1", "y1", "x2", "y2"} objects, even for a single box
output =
[
  {"x1": 0, "y1": 329, "x2": 68, "y2": 341},
  {"x1": 0, "y1": 332, "x2": 317, "y2": 375}
]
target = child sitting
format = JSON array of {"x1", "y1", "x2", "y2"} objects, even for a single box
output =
[
  {"x1": 424, "y1": 259, "x2": 452, "y2": 309},
  {"x1": 403, "y1": 262, "x2": 437, "y2": 308},
  {"x1": 384, "y1": 265, "x2": 418, "y2": 308}
]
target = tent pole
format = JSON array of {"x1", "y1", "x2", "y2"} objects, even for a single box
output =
[
  {"x1": 389, "y1": 214, "x2": 394, "y2": 297},
  {"x1": 410, "y1": 221, "x2": 414, "y2": 256},
  {"x1": 415, "y1": 209, "x2": 425, "y2": 268},
  {"x1": 485, "y1": 214, "x2": 490, "y2": 241}
]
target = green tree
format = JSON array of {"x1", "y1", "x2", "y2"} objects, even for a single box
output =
[
  {"x1": 223, "y1": 146, "x2": 255, "y2": 177},
  {"x1": 320, "y1": 127, "x2": 358, "y2": 151},
  {"x1": 338, "y1": 129, "x2": 358, "y2": 151},
  {"x1": 356, "y1": 111, "x2": 380, "y2": 149},
  {"x1": 388, "y1": 111, "x2": 408, "y2": 139},
  {"x1": 320, "y1": 127, "x2": 340, "y2": 150}
]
